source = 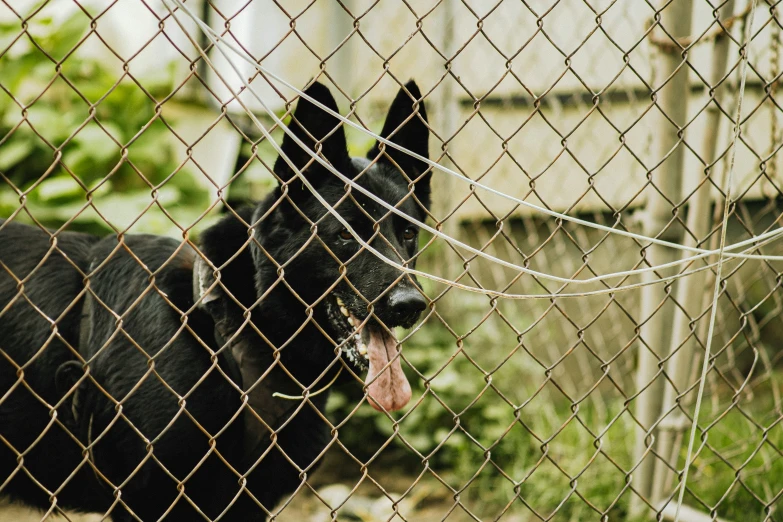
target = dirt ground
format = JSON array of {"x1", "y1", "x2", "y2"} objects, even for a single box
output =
[{"x1": 0, "y1": 453, "x2": 514, "y2": 522}]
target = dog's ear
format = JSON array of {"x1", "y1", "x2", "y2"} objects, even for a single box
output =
[
  {"x1": 368, "y1": 81, "x2": 431, "y2": 209},
  {"x1": 273, "y1": 82, "x2": 349, "y2": 192}
]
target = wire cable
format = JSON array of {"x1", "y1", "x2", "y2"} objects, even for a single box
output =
[
  {"x1": 168, "y1": 2, "x2": 783, "y2": 264},
  {"x1": 162, "y1": 0, "x2": 778, "y2": 300}
]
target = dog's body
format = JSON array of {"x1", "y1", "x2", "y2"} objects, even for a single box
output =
[{"x1": 0, "y1": 81, "x2": 430, "y2": 520}]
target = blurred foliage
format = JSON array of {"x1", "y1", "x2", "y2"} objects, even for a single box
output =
[
  {"x1": 328, "y1": 308, "x2": 783, "y2": 520},
  {"x1": 680, "y1": 401, "x2": 783, "y2": 522},
  {"x1": 327, "y1": 318, "x2": 637, "y2": 521},
  {"x1": 0, "y1": 11, "x2": 209, "y2": 235}
]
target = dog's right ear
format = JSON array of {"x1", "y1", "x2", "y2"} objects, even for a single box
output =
[
  {"x1": 273, "y1": 82, "x2": 349, "y2": 194},
  {"x1": 367, "y1": 81, "x2": 431, "y2": 209}
]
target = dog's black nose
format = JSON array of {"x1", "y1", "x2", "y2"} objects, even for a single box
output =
[{"x1": 387, "y1": 286, "x2": 427, "y2": 325}]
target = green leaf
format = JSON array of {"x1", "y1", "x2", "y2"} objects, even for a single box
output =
[
  {"x1": 38, "y1": 11, "x2": 90, "y2": 61},
  {"x1": 72, "y1": 123, "x2": 120, "y2": 163},
  {"x1": 0, "y1": 139, "x2": 34, "y2": 170},
  {"x1": 34, "y1": 176, "x2": 84, "y2": 202}
]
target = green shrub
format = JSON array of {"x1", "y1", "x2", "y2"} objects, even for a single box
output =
[{"x1": 0, "y1": 11, "x2": 208, "y2": 235}]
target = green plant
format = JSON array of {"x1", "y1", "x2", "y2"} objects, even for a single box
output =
[
  {"x1": 327, "y1": 297, "x2": 783, "y2": 521},
  {"x1": 0, "y1": 11, "x2": 209, "y2": 236}
]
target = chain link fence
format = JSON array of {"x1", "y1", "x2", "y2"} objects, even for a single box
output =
[{"x1": 2, "y1": 0, "x2": 783, "y2": 520}]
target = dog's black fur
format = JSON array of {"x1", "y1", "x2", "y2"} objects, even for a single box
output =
[{"x1": 0, "y1": 81, "x2": 430, "y2": 520}]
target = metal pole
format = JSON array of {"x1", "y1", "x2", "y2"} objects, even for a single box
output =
[
  {"x1": 434, "y1": 0, "x2": 458, "y2": 225},
  {"x1": 650, "y1": 0, "x2": 736, "y2": 506},
  {"x1": 632, "y1": 0, "x2": 694, "y2": 516},
  {"x1": 329, "y1": 0, "x2": 355, "y2": 95},
  {"x1": 430, "y1": 0, "x2": 462, "y2": 319}
]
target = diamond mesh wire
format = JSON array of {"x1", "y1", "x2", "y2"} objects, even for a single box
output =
[{"x1": 1, "y1": 0, "x2": 783, "y2": 521}]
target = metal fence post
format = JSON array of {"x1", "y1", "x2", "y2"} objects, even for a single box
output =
[
  {"x1": 632, "y1": 0, "x2": 694, "y2": 516},
  {"x1": 430, "y1": 0, "x2": 462, "y2": 318},
  {"x1": 434, "y1": 0, "x2": 458, "y2": 226},
  {"x1": 649, "y1": 0, "x2": 737, "y2": 509},
  {"x1": 329, "y1": 0, "x2": 355, "y2": 94}
]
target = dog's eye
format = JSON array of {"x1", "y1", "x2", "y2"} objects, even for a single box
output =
[
  {"x1": 339, "y1": 228, "x2": 354, "y2": 241},
  {"x1": 403, "y1": 227, "x2": 417, "y2": 241}
]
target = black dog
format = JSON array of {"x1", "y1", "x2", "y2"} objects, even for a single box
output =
[{"x1": 0, "y1": 80, "x2": 431, "y2": 520}]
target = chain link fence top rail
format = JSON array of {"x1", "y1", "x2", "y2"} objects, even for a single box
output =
[{"x1": 2, "y1": 0, "x2": 783, "y2": 521}]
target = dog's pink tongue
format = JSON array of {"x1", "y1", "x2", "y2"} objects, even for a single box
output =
[{"x1": 364, "y1": 327, "x2": 411, "y2": 412}]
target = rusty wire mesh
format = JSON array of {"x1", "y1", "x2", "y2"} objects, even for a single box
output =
[{"x1": 2, "y1": 0, "x2": 783, "y2": 521}]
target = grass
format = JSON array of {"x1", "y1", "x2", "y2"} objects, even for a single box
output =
[{"x1": 328, "y1": 316, "x2": 783, "y2": 521}]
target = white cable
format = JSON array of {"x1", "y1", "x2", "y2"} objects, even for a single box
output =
[
  {"x1": 164, "y1": 0, "x2": 779, "y2": 287},
  {"x1": 673, "y1": 1, "x2": 758, "y2": 521},
  {"x1": 166, "y1": 0, "x2": 783, "y2": 271},
  {"x1": 171, "y1": 5, "x2": 783, "y2": 264},
  {"x1": 163, "y1": 0, "x2": 777, "y2": 299}
]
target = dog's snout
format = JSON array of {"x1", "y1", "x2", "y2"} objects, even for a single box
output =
[{"x1": 387, "y1": 286, "x2": 426, "y2": 325}]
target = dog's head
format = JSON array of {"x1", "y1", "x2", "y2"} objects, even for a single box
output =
[{"x1": 250, "y1": 81, "x2": 430, "y2": 412}]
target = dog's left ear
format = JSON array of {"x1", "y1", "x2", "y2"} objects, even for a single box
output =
[
  {"x1": 274, "y1": 82, "x2": 350, "y2": 194},
  {"x1": 368, "y1": 81, "x2": 431, "y2": 209}
]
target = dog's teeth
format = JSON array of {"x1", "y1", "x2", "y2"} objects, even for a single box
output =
[
  {"x1": 340, "y1": 306, "x2": 349, "y2": 317},
  {"x1": 355, "y1": 334, "x2": 367, "y2": 356},
  {"x1": 336, "y1": 297, "x2": 345, "y2": 307}
]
